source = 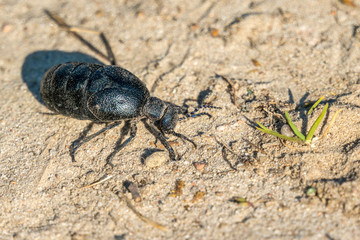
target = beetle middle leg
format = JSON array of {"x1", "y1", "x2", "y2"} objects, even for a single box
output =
[{"x1": 70, "y1": 122, "x2": 122, "y2": 162}]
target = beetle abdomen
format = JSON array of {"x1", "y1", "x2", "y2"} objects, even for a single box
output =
[{"x1": 40, "y1": 62, "x2": 150, "y2": 122}]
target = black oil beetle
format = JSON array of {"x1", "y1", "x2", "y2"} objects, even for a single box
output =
[
  {"x1": 40, "y1": 10, "x2": 220, "y2": 165},
  {"x1": 40, "y1": 62, "x2": 199, "y2": 163}
]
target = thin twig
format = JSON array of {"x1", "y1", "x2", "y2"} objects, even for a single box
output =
[
  {"x1": 125, "y1": 181, "x2": 142, "y2": 202},
  {"x1": 214, "y1": 135, "x2": 239, "y2": 156},
  {"x1": 242, "y1": 138, "x2": 268, "y2": 156},
  {"x1": 215, "y1": 73, "x2": 241, "y2": 109},
  {"x1": 212, "y1": 135, "x2": 243, "y2": 170},
  {"x1": 321, "y1": 109, "x2": 342, "y2": 139},
  {"x1": 80, "y1": 175, "x2": 114, "y2": 189},
  {"x1": 112, "y1": 190, "x2": 168, "y2": 231}
]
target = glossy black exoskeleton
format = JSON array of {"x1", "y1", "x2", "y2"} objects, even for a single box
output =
[{"x1": 40, "y1": 62, "x2": 196, "y2": 163}]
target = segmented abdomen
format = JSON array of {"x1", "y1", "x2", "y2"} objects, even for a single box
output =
[
  {"x1": 40, "y1": 62, "x2": 103, "y2": 120},
  {"x1": 40, "y1": 62, "x2": 150, "y2": 122}
]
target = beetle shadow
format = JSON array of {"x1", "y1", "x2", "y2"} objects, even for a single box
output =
[
  {"x1": 21, "y1": 50, "x2": 103, "y2": 104},
  {"x1": 296, "y1": 92, "x2": 310, "y2": 134},
  {"x1": 182, "y1": 88, "x2": 213, "y2": 108},
  {"x1": 140, "y1": 149, "x2": 166, "y2": 164}
]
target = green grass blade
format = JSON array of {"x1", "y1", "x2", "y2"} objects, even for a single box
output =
[
  {"x1": 305, "y1": 103, "x2": 328, "y2": 143},
  {"x1": 256, "y1": 121, "x2": 303, "y2": 143},
  {"x1": 284, "y1": 112, "x2": 305, "y2": 141},
  {"x1": 307, "y1": 96, "x2": 324, "y2": 115}
]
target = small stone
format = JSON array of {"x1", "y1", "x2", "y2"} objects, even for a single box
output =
[
  {"x1": 193, "y1": 161, "x2": 207, "y2": 172},
  {"x1": 144, "y1": 151, "x2": 167, "y2": 168},
  {"x1": 216, "y1": 125, "x2": 226, "y2": 131},
  {"x1": 281, "y1": 124, "x2": 294, "y2": 137},
  {"x1": 2, "y1": 24, "x2": 12, "y2": 33}
]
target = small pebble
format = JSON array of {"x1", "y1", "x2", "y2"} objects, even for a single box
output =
[
  {"x1": 211, "y1": 28, "x2": 219, "y2": 37},
  {"x1": 144, "y1": 151, "x2": 167, "y2": 168},
  {"x1": 2, "y1": 24, "x2": 12, "y2": 33},
  {"x1": 281, "y1": 124, "x2": 294, "y2": 137},
  {"x1": 190, "y1": 23, "x2": 198, "y2": 31},
  {"x1": 216, "y1": 125, "x2": 226, "y2": 131},
  {"x1": 193, "y1": 161, "x2": 207, "y2": 172}
]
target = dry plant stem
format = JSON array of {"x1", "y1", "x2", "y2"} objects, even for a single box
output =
[
  {"x1": 280, "y1": 139, "x2": 299, "y2": 150},
  {"x1": 242, "y1": 138, "x2": 268, "y2": 156},
  {"x1": 126, "y1": 181, "x2": 142, "y2": 202},
  {"x1": 321, "y1": 109, "x2": 342, "y2": 139},
  {"x1": 213, "y1": 135, "x2": 242, "y2": 158},
  {"x1": 215, "y1": 73, "x2": 241, "y2": 109},
  {"x1": 80, "y1": 175, "x2": 114, "y2": 189},
  {"x1": 112, "y1": 190, "x2": 168, "y2": 231}
]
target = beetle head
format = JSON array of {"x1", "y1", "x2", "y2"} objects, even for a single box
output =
[{"x1": 143, "y1": 97, "x2": 178, "y2": 132}]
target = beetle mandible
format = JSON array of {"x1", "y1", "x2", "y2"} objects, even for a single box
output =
[{"x1": 40, "y1": 62, "x2": 198, "y2": 163}]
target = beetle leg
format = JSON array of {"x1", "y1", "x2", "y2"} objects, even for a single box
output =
[
  {"x1": 70, "y1": 122, "x2": 121, "y2": 162},
  {"x1": 143, "y1": 120, "x2": 176, "y2": 161},
  {"x1": 99, "y1": 32, "x2": 116, "y2": 65},
  {"x1": 44, "y1": 10, "x2": 116, "y2": 65},
  {"x1": 170, "y1": 131, "x2": 197, "y2": 149},
  {"x1": 105, "y1": 121, "x2": 138, "y2": 167}
]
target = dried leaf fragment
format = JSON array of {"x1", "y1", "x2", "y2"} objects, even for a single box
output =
[
  {"x1": 171, "y1": 180, "x2": 185, "y2": 197},
  {"x1": 229, "y1": 196, "x2": 254, "y2": 207},
  {"x1": 191, "y1": 191, "x2": 205, "y2": 203}
]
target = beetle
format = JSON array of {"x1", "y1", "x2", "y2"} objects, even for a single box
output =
[{"x1": 40, "y1": 62, "x2": 198, "y2": 163}]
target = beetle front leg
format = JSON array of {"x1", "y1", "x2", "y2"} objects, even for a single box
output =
[
  {"x1": 143, "y1": 120, "x2": 176, "y2": 161},
  {"x1": 170, "y1": 130, "x2": 197, "y2": 149}
]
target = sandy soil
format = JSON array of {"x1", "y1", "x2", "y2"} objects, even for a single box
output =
[{"x1": 1, "y1": 0, "x2": 360, "y2": 239}]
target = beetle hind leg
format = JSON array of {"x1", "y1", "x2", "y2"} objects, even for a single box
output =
[
  {"x1": 104, "y1": 121, "x2": 138, "y2": 167},
  {"x1": 70, "y1": 122, "x2": 121, "y2": 162},
  {"x1": 44, "y1": 9, "x2": 116, "y2": 65}
]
